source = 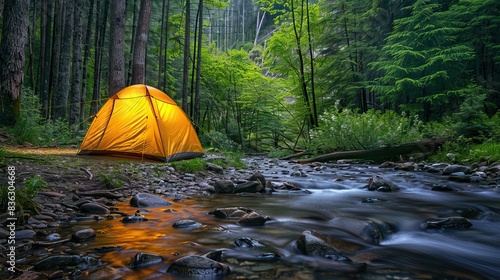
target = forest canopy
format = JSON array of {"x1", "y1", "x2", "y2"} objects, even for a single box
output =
[{"x1": 0, "y1": 0, "x2": 498, "y2": 158}]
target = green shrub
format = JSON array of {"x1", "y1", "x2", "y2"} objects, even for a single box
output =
[
  {"x1": 309, "y1": 107, "x2": 426, "y2": 152},
  {"x1": 11, "y1": 88, "x2": 76, "y2": 146},
  {"x1": 170, "y1": 158, "x2": 207, "y2": 173},
  {"x1": 0, "y1": 175, "x2": 47, "y2": 224}
]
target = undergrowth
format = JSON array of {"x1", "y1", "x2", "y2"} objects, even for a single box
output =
[{"x1": 0, "y1": 175, "x2": 47, "y2": 225}]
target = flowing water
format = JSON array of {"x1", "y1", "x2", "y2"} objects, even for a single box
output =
[{"x1": 60, "y1": 158, "x2": 500, "y2": 279}]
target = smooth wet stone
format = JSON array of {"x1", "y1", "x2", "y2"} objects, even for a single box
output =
[
  {"x1": 80, "y1": 202, "x2": 110, "y2": 214},
  {"x1": 296, "y1": 230, "x2": 361, "y2": 257},
  {"x1": 34, "y1": 254, "x2": 101, "y2": 270},
  {"x1": 212, "y1": 180, "x2": 236, "y2": 193},
  {"x1": 431, "y1": 184, "x2": 455, "y2": 192},
  {"x1": 15, "y1": 229, "x2": 37, "y2": 240},
  {"x1": 172, "y1": 219, "x2": 202, "y2": 229},
  {"x1": 167, "y1": 255, "x2": 230, "y2": 276},
  {"x1": 329, "y1": 217, "x2": 383, "y2": 244},
  {"x1": 206, "y1": 162, "x2": 224, "y2": 174},
  {"x1": 202, "y1": 250, "x2": 223, "y2": 262},
  {"x1": 72, "y1": 228, "x2": 96, "y2": 242},
  {"x1": 209, "y1": 207, "x2": 254, "y2": 219},
  {"x1": 422, "y1": 217, "x2": 473, "y2": 229},
  {"x1": 247, "y1": 172, "x2": 266, "y2": 188},
  {"x1": 237, "y1": 211, "x2": 270, "y2": 225},
  {"x1": 130, "y1": 193, "x2": 173, "y2": 207},
  {"x1": 365, "y1": 175, "x2": 400, "y2": 192},
  {"x1": 234, "y1": 237, "x2": 264, "y2": 247},
  {"x1": 121, "y1": 215, "x2": 149, "y2": 223},
  {"x1": 233, "y1": 181, "x2": 264, "y2": 193},
  {"x1": 442, "y1": 165, "x2": 470, "y2": 175},
  {"x1": 128, "y1": 252, "x2": 164, "y2": 269},
  {"x1": 45, "y1": 233, "x2": 61, "y2": 241}
]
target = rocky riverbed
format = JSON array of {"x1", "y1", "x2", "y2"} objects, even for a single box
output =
[{"x1": 1, "y1": 151, "x2": 500, "y2": 279}]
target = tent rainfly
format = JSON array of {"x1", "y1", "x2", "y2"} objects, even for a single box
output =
[{"x1": 78, "y1": 84, "x2": 204, "y2": 162}]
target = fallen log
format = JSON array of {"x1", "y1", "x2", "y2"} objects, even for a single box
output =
[{"x1": 299, "y1": 138, "x2": 449, "y2": 164}]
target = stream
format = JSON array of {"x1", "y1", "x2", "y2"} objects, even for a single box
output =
[{"x1": 52, "y1": 158, "x2": 500, "y2": 279}]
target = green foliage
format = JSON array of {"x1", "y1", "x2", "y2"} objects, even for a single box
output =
[
  {"x1": 170, "y1": 158, "x2": 207, "y2": 173},
  {"x1": 0, "y1": 175, "x2": 47, "y2": 224},
  {"x1": 12, "y1": 88, "x2": 76, "y2": 146},
  {"x1": 451, "y1": 89, "x2": 497, "y2": 140},
  {"x1": 200, "y1": 131, "x2": 241, "y2": 152},
  {"x1": 97, "y1": 172, "x2": 125, "y2": 189},
  {"x1": 309, "y1": 105, "x2": 428, "y2": 152},
  {"x1": 430, "y1": 138, "x2": 500, "y2": 164}
]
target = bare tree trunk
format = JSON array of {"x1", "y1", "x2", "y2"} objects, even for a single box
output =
[
  {"x1": 69, "y1": 0, "x2": 83, "y2": 129},
  {"x1": 305, "y1": 0, "x2": 317, "y2": 126},
  {"x1": 194, "y1": 0, "x2": 203, "y2": 130},
  {"x1": 0, "y1": 0, "x2": 30, "y2": 126},
  {"x1": 131, "y1": 0, "x2": 152, "y2": 85},
  {"x1": 181, "y1": 0, "x2": 190, "y2": 111},
  {"x1": 90, "y1": 0, "x2": 108, "y2": 117},
  {"x1": 127, "y1": 0, "x2": 138, "y2": 85},
  {"x1": 52, "y1": 0, "x2": 73, "y2": 120},
  {"x1": 50, "y1": 0, "x2": 64, "y2": 119},
  {"x1": 254, "y1": 9, "x2": 265, "y2": 46},
  {"x1": 40, "y1": 0, "x2": 53, "y2": 118},
  {"x1": 80, "y1": 0, "x2": 95, "y2": 127},
  {"x1": 108, "y1": 0, "x2": 126, "y2": 95}
]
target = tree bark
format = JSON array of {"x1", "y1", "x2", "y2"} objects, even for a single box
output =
[
  {"x1": 181, "y1": 0, "x2": 191, "y2": 111},
  {"x1": 40, "y1": 0, "x2": 53, "y2": 119},
  {"x1": 90, "y1": 0, "x2": 108, "y2": 117},
  {"x1": 80, "y1": 0, "x2": 95, "y2": 127},
  {"x1": 52, "y1": 0, "x2": 73, "y2": 120},
  {"x1": 299, "y1": 138, "x2": 449, "y2": 164},
  {"x1": 0, "y1": 0, "x2": 30, "y2": 126},
  {"x1": 108, "y1": 0, "x2": 126, "y2": 96},
  {"x1": 69, "y1": 0, "x2": 83, "y2": 129},
  {"x1": 193, "y1": 0, "x2": 203, "y2": 130},
  {"x1": 131, "y1": 0, "x2": 152, "y2": 85}
]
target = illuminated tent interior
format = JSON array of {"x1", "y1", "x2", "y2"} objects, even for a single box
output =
[{"x1": 78, "y1": 84, "x2": 204, "y2": 162}]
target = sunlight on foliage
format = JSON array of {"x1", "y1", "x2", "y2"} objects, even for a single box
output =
[{"x1": 170, "y1": 158, "x2": 207, "y2": 173}]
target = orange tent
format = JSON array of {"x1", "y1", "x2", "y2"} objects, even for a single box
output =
[{"x1": 78, "y1": 84, "x2": 204, "y2": 162}]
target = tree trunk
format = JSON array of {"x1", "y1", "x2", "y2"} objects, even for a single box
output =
[
  {"x1": 131, "y1": 0, "x2": 152, "y2": 85},
  {"x1": 0, "y1": 0, "x2": 30, "y2": 126},
  {"x1": 108, "y1": 0, "x2": 126, "y2": 96},
  {"x1": 50, "y1": 0, "x2": 64, "y2": 119},
  {"x1": 52, "y1": 0, "x2": 73, "y2": 120},
  {"x1": 80, "y1": 0, "x2": 95, "y2": 127},
  {"x1": 90, "y1": 0, "x2": 109, "y2": 117},
  {"x1": 69, "y1": 0, "x2": 83, "y2": 130},
  {"x1": 193, "y1": 0, "x2": 203, "y2": 130},
  {"x1": 181, "y1": 0, "x2": 191, "y2": 112},
  {"x1": 40, "y1": 0, "x2": 53, "y2": 119}
]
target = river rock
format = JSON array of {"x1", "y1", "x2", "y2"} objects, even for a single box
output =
[
  {"x1": 167, "y1": 255, "x2": 230, "y2": 276},
  {"x1": 329, "y1": 217, "x2": 383, "y2": 244},
  {"x1": 130, "y1": 193, "x2": 173, "y2": 207},
  {"x1": 128, "y1": 252, "x2": 164, "y2": 269},
  {"x1": 248, "y1": 172, "x2": 266, "y2": 187},
  {"x1": 34, "y1": 254, "x2": 101, "y2": 270},
  {"x1": 202, "y1": 250, "x2": 223, "y2": 262},
  {"x1": 296, "y1": 230, "x2": 361, "y2": 257},
  {"x1": 15, "y1": 229, "x2": 37, "y2": 240},
  {"x1": 172, "y1": 219, "x2": 202, "y2": 229},
  {"x1": 72, "y1": 228, "x2": 96, "y2": 242},
  {"x1": 80, "y1": 202, "x2": 110, "y2": 214},
  {"x1": 237, "y1": 211, "x2": 270, "y2": 225},
  {"x1": 442, "y1": 165, "x2": 470, "y2": 175},
  {"x1": 234, "y1": 237, "x2": 264, "y2": 247},
  {"x1": 0, "y1": 228, "x2": 9, "y2": 239},
  {"x1": 365, "y1": 176, "x2": 400, "y2": 192},
  {"x1": 233, "y1": 181, "x2": 264, "y2": 193},
  {"x1": 209, "y1": 207, "x2": 254, "y2": 219},
  {"x1": 422, "y1": 217, "x2": 473, "y2": 229},
  {"x1": 45, "y1": 233, "x2": 61, "y2": 241},
  {"x1": 121, "y1": 215, "x2": 149, "y2": 223},
  {"x1": 206, "y1": 162, "x2": 224, "y2": 174},
  {"x1": 212, "y1": 180, "x2": 236, "y2": 193}
]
